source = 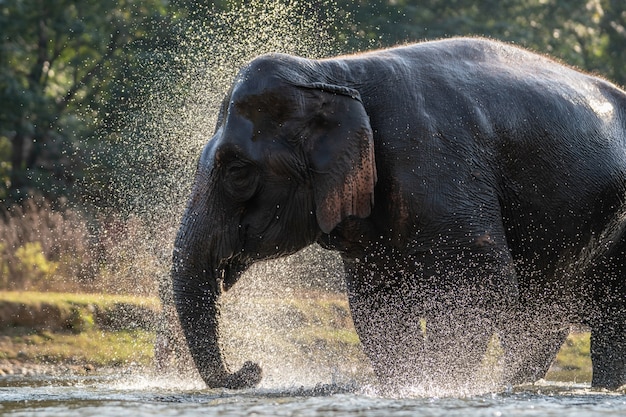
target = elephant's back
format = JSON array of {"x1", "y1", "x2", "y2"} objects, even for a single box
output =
[
  {"x1": 354, "y1": 39, "x2": 626, "y2": 277},
  {"x1": 384, "y1": 39, "x2": 626, "y2": 199},
  {"x1": 333, "y1": 38, "x2": 626, "y2": 245}
]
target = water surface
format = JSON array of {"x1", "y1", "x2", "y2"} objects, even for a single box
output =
[{"x1": 1, "y1": 374, "x2": 625, "y2": 417}]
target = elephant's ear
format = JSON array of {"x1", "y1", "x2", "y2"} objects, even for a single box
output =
[{"x1": 299, "y1": 83, "x2": 377, "y2": 234}]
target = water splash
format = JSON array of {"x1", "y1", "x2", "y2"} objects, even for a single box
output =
[
  {"x1": 106, "y1": 0, "x2": 348, "y2": 285},
  {"x1": 104, "y1": 0, "x2": 374, "y2": 390}
]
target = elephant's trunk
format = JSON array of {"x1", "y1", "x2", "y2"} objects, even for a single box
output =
[{"x1": 171, "y1": 176, "x2": 261, "y2": 389}]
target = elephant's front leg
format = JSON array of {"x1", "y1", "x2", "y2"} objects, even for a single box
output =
[
  {"x1": 421, "y1": 303, "x2": 497, "y2": 389},
  {"x1": 347, "y1": 247, "x2": 517, "y2": 389},
  {"x1": 346, "y1": 266, "x2": 497, "y2": 391},
  {"x1": 345, "y1": 271, "x2": 426, "y2": 388}
]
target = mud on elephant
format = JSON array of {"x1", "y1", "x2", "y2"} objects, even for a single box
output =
[{"x1": 169, "y1": 37, "x2": 626, "y2": 390}]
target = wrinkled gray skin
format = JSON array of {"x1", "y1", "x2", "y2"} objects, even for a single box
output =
[{"x1": 171, "y1": 38, "x2": 626, "y2": 390}]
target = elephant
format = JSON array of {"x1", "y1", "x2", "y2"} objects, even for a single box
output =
[{"x1": 171, "y1": 37, "x2": 626, "y2": 390}]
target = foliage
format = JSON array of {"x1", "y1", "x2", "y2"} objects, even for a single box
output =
[
  {"x1": 0, "y1": 0, "x2": 171, "y2": 205},
  {"x1": 13, "y1": 241, "x2": 59, "y2": 284},
  {"x1": 0, "y1": 197, "x2": 167, "y2": 295},
  {"x1": 0, "y1": 197, "x2": 95, "y2": 291},
  {"x1": 337, "y1": 0, "x2": 626, "y2": 86}
]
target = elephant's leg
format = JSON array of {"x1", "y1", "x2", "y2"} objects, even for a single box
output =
[
  {"x1": 588, "y1": 245, "x2": 626, "y2": 389},
  {"x1": 347, "y1": 282, "x2": 426, "y2": 387},
  {"x1": 418, "y1": 241, "x2": 517, "y2": 388},
  {"x1": 498, "y1": 310, "x2": 569, "y2": 386},
  {"x1": 424, "y1": 316, "x2": 489, "y2": 385},
  {"x1": 346, "y1": 270, "x2": 500, "y2": 390},
  {"x1": 421, "y1": 301, "x2": 496, "y2": 389},
  {"x1": 590, "y1": 307, "x2": 626, "y2": 389}
]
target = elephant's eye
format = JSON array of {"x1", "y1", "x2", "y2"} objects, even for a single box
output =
[{"x1": 224, "y1": 162, "x2": 258, "y2": 201}]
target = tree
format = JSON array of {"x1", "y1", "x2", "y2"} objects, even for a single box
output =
[
  {"x1": 597, "y1": 0, "x2": 626, "y2": 86},
  {"x1": 335, "y1": 0, "x2": 625, "y2": 85},
  {"x1": 0, "y1": 0, "x2": 170, "y2": 206}
]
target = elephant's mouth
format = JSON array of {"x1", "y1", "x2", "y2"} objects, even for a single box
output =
[{"x1": 219, "y1": 257, "x2": 252, "y2": 291}]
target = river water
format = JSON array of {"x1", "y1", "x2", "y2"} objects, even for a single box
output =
[{"x1": 1, "y1": 373, "x2": 625, "y2": 417}]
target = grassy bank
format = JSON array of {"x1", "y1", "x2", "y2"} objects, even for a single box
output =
[
  {"x1": 0, "y1": 291, "x2": 592, "y2": 383},
  {"x1": 547, "y1": 332, "x2": 592, "y2": 382},
  {"x1": 0, "y1": 291, "x2": 159, "y2": 331},
  {"x1": 0, "y1": 291, "x2": 158, "y2": 369},
  {"x1": 0, "y1": 327, "x2": 154, "y2": 368}
]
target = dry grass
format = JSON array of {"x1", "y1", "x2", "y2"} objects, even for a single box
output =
[{"x1": 0, "y1": 197, "x2": 172, "y2": 296}]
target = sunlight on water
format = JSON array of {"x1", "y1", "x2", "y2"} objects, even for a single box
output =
[
  {"x1": 1, "y1": 374, "x2": 625, "y2": 417},
  {"x1": 110, "y1": 373, "x2": 206, "y2": 392}
]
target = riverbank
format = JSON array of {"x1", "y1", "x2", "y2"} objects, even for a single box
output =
[
  {"x1": 0, "y1": 291, "x2": 592, "y2": 383},
  {"x1": 0, "y1": 291, "x2": 157, "y2": 377},
  {"x1": 0, "y1": 291, "x2": 159, "y2": 332},
  {"x1": 0, "y1": 358, "x2": 98, "y2": 377}
]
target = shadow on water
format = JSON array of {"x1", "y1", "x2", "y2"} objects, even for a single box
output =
[{"x1": 1, "y1": 373, "x2": 626, "y2": 417}]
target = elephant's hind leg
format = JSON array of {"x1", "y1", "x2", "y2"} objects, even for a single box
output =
[
  {"x1": 591, "y1": 317, "x2": 626, "y2": 389},
  {"x1": 590, "y1": 269, "x2": 626, "y2": 389},
  {"x1": 589, "y1": 243, "x2": 626, "y2": 389}
]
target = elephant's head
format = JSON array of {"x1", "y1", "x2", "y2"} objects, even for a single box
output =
[{"x1": 171, "y1": 54, "x2": 377, "y2": 388}]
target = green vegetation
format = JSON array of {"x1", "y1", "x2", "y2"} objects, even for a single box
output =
[
  {"x1": 546, "y1": 332, "x2": 593, "y2": 383},
  {"x1": 0, "y1": 328, "x2": 154, "y2": 367},
  {"x1": 0, "y1": 291, "x2": 158, "y2": 366}
]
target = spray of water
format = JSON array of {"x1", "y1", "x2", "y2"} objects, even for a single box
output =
[{"x1": 99, "y1": 0, "x2": 379, "y2": 391}]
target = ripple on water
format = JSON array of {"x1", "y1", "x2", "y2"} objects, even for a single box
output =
[{"x1": 1, "y1": 375, "x2": 625, "y2": 417}]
